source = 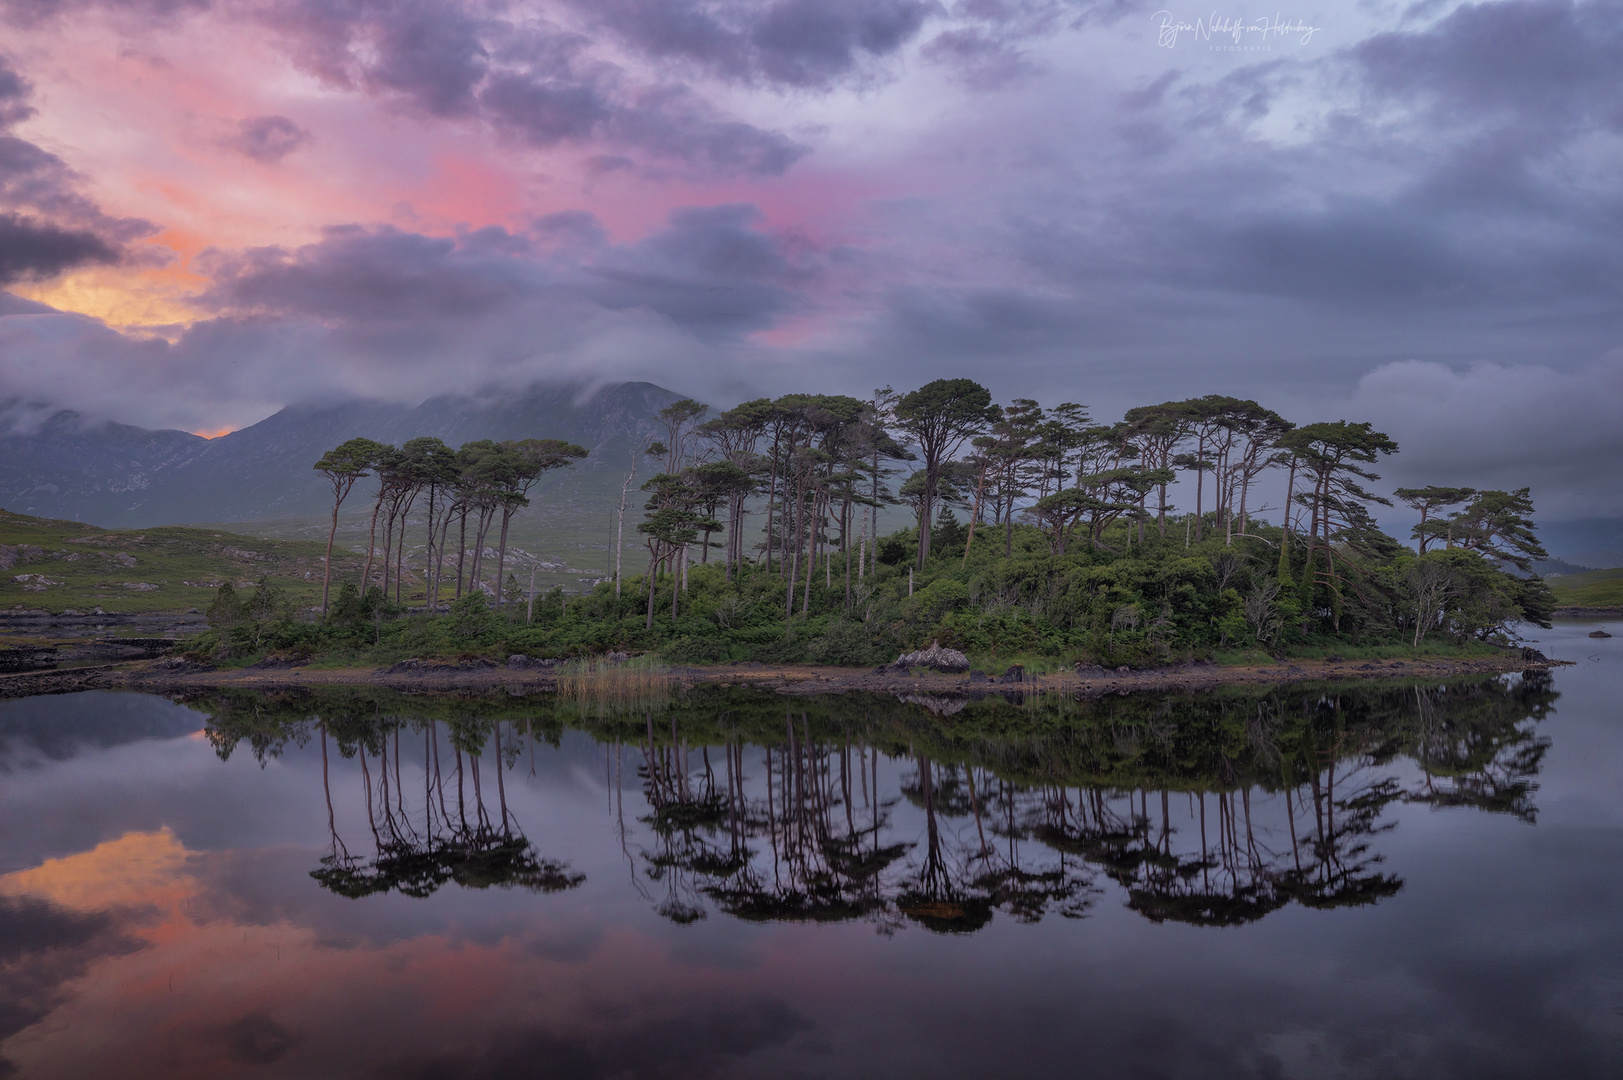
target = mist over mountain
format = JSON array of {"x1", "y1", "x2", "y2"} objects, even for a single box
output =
[{"x1": 0, "y1": 381, "x2": 680, "y2": 530}]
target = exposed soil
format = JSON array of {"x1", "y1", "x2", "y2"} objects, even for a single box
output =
[{"x1": 0, "y1": 651, "x2": 1567, "y2": 702}]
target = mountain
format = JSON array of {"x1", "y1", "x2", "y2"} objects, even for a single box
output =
[
  {"x1": 0, "y1": 381, "x2": 680, "y2": 532},
  {"x1": 0, "y1": 406, "x2": 210, "y2": 524}
]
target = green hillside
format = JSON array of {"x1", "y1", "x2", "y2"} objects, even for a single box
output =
[
  {"x1": 0, "y1": 509, "x2": 358, "y2": 614},
  {"x1": 1548, "y1": 566, "x2": 1623, "y2": 609}
]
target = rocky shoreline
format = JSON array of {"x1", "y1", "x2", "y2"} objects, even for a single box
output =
[{"x1": 0, "y1": 650, "x2": 1567, "y2": 703}]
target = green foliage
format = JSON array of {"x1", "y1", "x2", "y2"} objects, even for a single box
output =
[{"x1": 448, "y1": 593, "x2": 499, "y2": 641}]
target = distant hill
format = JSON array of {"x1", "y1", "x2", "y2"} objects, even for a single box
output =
[
  {"x1": 1548, "y1": 567, "x2": 1623, "y2": 611},
  {"x1": 0, "y1": 381, "x2": 680, "y2": 529},
  {"x1": 0, "y1": 507, "x2": 355, "y2": 614},
  {"x1": 1533, "y1": 558, "x2": 1597, "y2": 577}
]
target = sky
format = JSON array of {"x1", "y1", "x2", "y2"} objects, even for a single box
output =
[{"x1": 0, "y1": 0, "x2": 1620, "y2": 521}]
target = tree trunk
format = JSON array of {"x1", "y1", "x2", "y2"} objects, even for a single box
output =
[
  {"x1": 494, "y1": 507, "x2": 513, "y2": 610},
  {"x1": 785, "y1": 476, "x2": 806, "y2": 619},
  {"x1": 963, "y1": 462, "x2": 988, "y2": 567},
  {"x1": 321, "y1": 492, "x2": 342, "y2": 616},
  {"x1": 764, "y1": 439, "x2": 781, "y2": 575},
  {"x1": 843, "y1": 494, "x2": 852, "y2": 608},
  {"x1": 394, "y1": 489, "x2": 417, "y2": 608},
  {"x1": 455, "y1": 510, "x2": 468, "y2": 600},
  {"x1": 1194, "y1": 439, "x2": 1205, "y2": 543},
  {"x1": 431, "y1": 509, "x2": 455, "y2": 611},
  {"x1": 616, "y1": 453, "x2": 637, "y2": 598},
  {"x1": 380, "y1": 503, "x2": 398, "y2": 602},
  {"x1": 803, "y1": 490, "x2": 820, "y2": 617},
  {"x1": 645, "y1": 553, "x2": 657, "y2": 630},
  {"x1": 361, "y1": 489, "x2": 385, "y2": 593}
]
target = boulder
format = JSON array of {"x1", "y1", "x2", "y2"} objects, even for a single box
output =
[
  {"x1": 997, "y1": 664, "x2": 1024, "y2": 684},
  {"x1": 894, "y1": 642, "x2": 970, "y2": 673}
]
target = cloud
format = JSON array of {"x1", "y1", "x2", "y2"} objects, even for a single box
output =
[
  {"x1": 0, "y1": 55, "x2": 33, "y2": 128},
  {"x1": 0, "y1": 56, "x2": 155, "y2": 283},
  {"x1": 0, "y1": 213, "x2": 121, "y2": 284},
  {"x1": 1352, "y1": 0, "x2": 1623, "y2": 129},
  {"x1": 1349, "y1": 353, "x2": 1623, "y2": 521},
  {"x1": 199, "y1": 205, "x2": 815, "y2": 336},
  {"x1": 254, "y1": 0, "x2": 809, "y2": 175},
  {"x1": 0, "y1": 204, "x2": 817, "y2": 431},
  {"x1": 570, "y1": 0, "x2": 937, "y2": 89},
  {"x1": 0, "y1": 893, "x2": 141, "y2": 1069},
  {"x1": 223, "y1": 115, "x2": 312, "y2": 163},
  {"x1": 0, "y1": 0, "x2": 210, "y2": 26}
]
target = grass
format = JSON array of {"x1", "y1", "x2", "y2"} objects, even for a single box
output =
[
  {"x1": 0, "y1": 508, "x2": 359, "y2": 615},
  {"x1": 555, "y1": 655, "x2": 673, "y2": 716},
  {"x1": 1548, "y1": 566, "x2": 1623, "y2": 609}
]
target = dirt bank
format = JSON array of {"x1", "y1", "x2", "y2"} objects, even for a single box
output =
[{"x1": 0, "y1": 651, "x2": 1566, "y2": 702}]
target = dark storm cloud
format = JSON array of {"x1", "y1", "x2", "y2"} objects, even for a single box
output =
[
  {"x1": 1353, "y1": 0, "x2": 1623, "y2": 126},
  {"x1": 252, "y1": 0, "x2": 808, "y2": 174},
  {"x1": 199, "y1": 224, "x2": 532, "y2": 321},
  {"x1": 570, "y1": 0, "x2": 937, "y2": 89},
  {"x1": 582, "y1": 203, "x2": 810, "y2": 335},
  {"x1": 224, "y1": 114, "x2": 312, "y2": 163},
  {"x1": 981, "y1": 0, "x2": 1623, "y2": 321},
  {"x1": 262, "y1": 0, "x2": 491, "y2": 117},
  {"x1": 200, "y1": 203, "x2": 812, "y2": 337},
  {"x1": 0, "y1": 213, "x2": 121, "y2": 284}
]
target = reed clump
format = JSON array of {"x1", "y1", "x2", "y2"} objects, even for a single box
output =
[{"x1": 555, "y1": 655, "x2": 673, "y2": 715}]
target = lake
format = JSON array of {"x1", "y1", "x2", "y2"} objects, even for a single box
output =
[{"x1": 1, "y1": 622, "x2": 1618, "y2": 1078}]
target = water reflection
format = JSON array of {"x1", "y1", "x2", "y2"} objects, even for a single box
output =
[
  {"x1": 204, "y1": 697, "x2": 585, "y2": 899},
  {"x1": 195, "y1": 673, "x2": 1556, "y2": 932}
]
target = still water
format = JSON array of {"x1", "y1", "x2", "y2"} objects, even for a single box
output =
[{"x1": 0, "y1": 623, "x2": 1619, "y2": 1079}]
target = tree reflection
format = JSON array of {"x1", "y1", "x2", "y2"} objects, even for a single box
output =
[
  {"x1": 631, "y1": 709, "x2": 911, "y2": 930},
  {"x1": 195, "y1": 672, "x2": 1556, "y2": 930},
  {"x1": 202, "y1": 694, "x2": 584, "y2": 900}
]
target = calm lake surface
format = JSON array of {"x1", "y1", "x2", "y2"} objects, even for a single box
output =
[{"x1": 1, "y1": 622, "x2": 1619, "y2": 1079}]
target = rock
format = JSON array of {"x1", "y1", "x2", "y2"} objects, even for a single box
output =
[
  {"x1": 870, "y1": 665, "x2": 891, "y2": 675},
  {"x1": 997, "y1": 664, "x2": 1025, "y2": 684},
  {"x1": 1116, "y1": 665, "x2": 1131, "y2": 674},
  {"x1": 507, "y1": 653, "x2": 556, "y2": 669},
  {"x1": 1074, "y1": 663, "x2": 1111, "y2": 678},
  {"x1": 1324, "y1": 654, "x2": 1345, "y2": 662},
  {"x1": 967, "y1": 669, "x2": 989, "y2": 683},
  {"x1": 605, "y1": 651, "x2": 629, "y2": 663},
  {"x1": 1520, "y1": 647, "x2": 1550, "y2": 661},
  {"x1": 1588, "y1": 629, "x2": 1612, "y2": 639},
  {"x1": 895, "y1": 693, "x2": 968, "y2": 716},
  {"x1": 894, "y1": 641, "x2": 970, "y2": 673}
]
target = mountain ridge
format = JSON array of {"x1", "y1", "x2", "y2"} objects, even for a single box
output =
[{"x1": 0, "y1": 381, "x2": 682, "y2": 530}]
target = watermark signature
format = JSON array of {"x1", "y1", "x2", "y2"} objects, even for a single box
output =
[{"x1": 1152, "y1": 10, "x2": 1322, "y2": 49}]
